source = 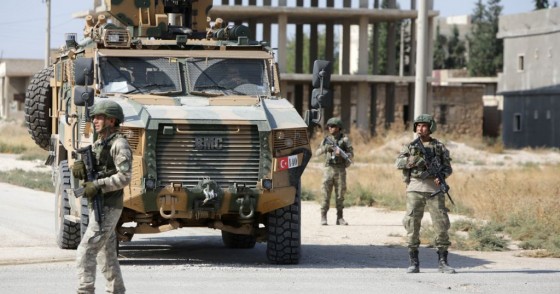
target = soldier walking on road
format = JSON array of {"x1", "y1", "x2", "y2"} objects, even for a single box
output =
[
  {"x1": 316, "y1": 117, "x2": 353, "y2": 226},
  {"x1": 72, "y1": 100, "x2": 132, "y2": 293},
  {"x1": 395, "y1": 114, "x2": 456, "y2": 274}
]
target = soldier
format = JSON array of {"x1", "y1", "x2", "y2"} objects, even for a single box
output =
[
  {"x1": 72, "y1": 100, "x2": 132, "y2": 293},
  {"x1": 316, "y1": 117, "x2": 353, "y2": 226},
  {"x1": 395, "y1": 114, "x2": 456, "y2": 274}
]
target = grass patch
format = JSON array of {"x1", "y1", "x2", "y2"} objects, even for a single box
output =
[
  {"x1": 420, "y1": 219, "x2": 509, "y2": 251},
  {"x1": 0, "y1": 169, "x2": 53, "y2": 192}
]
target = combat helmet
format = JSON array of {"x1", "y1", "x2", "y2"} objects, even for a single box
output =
[
  {"x1": 413, "y1": 114, "x2": 436, "y2": 133},
  {"x1": 326, "y1": 117, "x2": 343, "y2": 129},
  {"x1": 90, "y1": 100, "x2": 124, "y2": 123}
]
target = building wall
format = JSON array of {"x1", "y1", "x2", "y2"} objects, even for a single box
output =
[
  {"x1": 502, "y1": 94, "x2": 559, "y2": 148},
  {"x1": 498, "y1": 7, "x2": 560, "y2": 148},
  {"x1": 498, "y1": 8, "x2": 560, "y2": 92}
]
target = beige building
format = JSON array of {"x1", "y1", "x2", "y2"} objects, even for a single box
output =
[{"x1": 0, "y1": 59, "x2": 44, "y2": 120}]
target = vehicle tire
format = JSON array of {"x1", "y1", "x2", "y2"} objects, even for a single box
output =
[
  {"x1": 54, "y1": 160, "x2": 81, "y2": 249},
  {"x1": 221, "y1": 231, "x2": 256, "y2": 249},
  {"x1": 25, "y1": 67, "x2": 53, "y2": 151},
  {"x1": 266, "y1": 182, "x2": 301, "y2": 264},
  {"x1": 80, "y1": 196, "x2": 89, "y2": 239}
]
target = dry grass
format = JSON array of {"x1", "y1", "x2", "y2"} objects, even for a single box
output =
[
  {"x1": 305, "y1": 126, "x2": 560, "y2": 256},
  {"x1": 0, "y1": 120, "x2": 48, "y2": 160}
]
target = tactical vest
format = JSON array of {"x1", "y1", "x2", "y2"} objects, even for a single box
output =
[
  {"x1": 408, "y1": 139, "x2": 445, "y2": 179},
  {"x1": 93, "y1": 132, "x2": 125, "y2": 208},
  {"x1": 324, "y1": 134, "x2": 350, "y2": 167}
]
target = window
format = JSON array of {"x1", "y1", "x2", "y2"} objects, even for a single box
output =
[
  {"x1": 517, "y1": 55, "x2": 525, "y2": 72},
  {"x1": 438, "y1": 104, "x2": 448, "y2": 125},
  {"x1": 513, "y1": 113, "x2": 522, "y2": 132}
]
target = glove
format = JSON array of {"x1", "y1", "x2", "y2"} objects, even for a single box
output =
[
  {"x1": 82, "y1": 182, "x2": 99, "y2": 199},
  {"x1": 406, "y1": 155, "x2": 425, "y2": 169},
  {"x1": 72, "y1": 160, "x2": 87, "y2": 180},
  {"x1": 326, "y1": 145, "x2": 334, "y2": 152}
]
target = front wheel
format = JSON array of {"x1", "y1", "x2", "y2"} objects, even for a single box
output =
[
  {"x1": 54, "y1": 160, "x2": 81, "y2": 249},
  {"x1": 266, "y1": 182, "x2": 301, "y2": 264}
]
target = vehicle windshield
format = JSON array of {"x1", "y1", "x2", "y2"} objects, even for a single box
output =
[
  {"x1": 187, "y1": 58, "x2": 271, "y2": 96},
  {"x1": 99, "y1": 57, "x2": 182, "y2": 94},
  {"x1": 98, "y1": 57, "x2": 271, "y2": 97}
]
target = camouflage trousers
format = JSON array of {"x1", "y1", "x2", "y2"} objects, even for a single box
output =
[
  {"x1": 320, "y1": 165, "x2": 347, "y2": 212},
  {"x1": 77, "y1": 205, "x2": 125, "y2": 294},
  {"x1": 402, "y1": 191, "x2": 451, "y2": 251}
]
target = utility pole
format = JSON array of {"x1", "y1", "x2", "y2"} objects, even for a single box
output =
[
  {"x1": 413, "y1": 0, "x2": 428, "y2": 118},
  {"x1": 45, "y1": 0, "x2": 51, "y2": 67}
]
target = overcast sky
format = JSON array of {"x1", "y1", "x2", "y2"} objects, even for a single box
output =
[{"x1": 0, "y1": 0, "x2": 536, "y2": 60}]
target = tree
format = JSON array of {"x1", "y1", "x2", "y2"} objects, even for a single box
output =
[
  {"x1": 467, "y1": 0, "x2": 503, "y2": 76},
  {"x1": 534, "y1": 0, "x2": 549, "y2": 9},
  {"x1": 433, "y1": 26, "x2": 448, "y2": 69},
  {"x1": 445, "y1": 26, "x2": 467, "y2": 69},
  {"x1": 285, "y1": 31, "x2": 340, "y2": 74}
]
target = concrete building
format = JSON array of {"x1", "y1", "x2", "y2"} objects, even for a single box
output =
[
  {"x1": 0, "y1": 59, "x2": 44, "y2": 120},
  {"x1": 209, "y1": 0, "x2": 439, "y2": 135},
  {"x1": 498, "y1": 8, "x2": 560, "y2": 148}
]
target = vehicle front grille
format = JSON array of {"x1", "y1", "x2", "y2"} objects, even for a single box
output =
[{"x1": 156, "y1": 124, "x2": 261, "y2": 188}]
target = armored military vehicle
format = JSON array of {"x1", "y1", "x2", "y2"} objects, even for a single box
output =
[{"x1": 24, "y1": 0, "x2": 331, "y2": 264}]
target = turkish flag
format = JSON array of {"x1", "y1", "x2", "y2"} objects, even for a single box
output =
[{"x1": 277, "y1": 157, "x2": 289, "y2": 171}]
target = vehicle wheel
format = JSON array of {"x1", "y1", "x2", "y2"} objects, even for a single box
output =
[
  {"x1": 266, "y1": 182, "x2": 301, "y2": 264},
  {"x1": 54, "y1": 160, "x2": 81, "y2": 249},
  {"x1": 25, "y1": 67, "x2": 53, "y2": 151},
  {"x1": 80, "y1": 196, "x2": 89, "y2": 239},
  {"x1": 221, "y1": 231, "x2": 256, "y2": 249}
]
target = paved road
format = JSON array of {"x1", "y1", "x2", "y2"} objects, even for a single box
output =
[{"x1": 1, "y1": 182, "x2": 559, "y2": 294}]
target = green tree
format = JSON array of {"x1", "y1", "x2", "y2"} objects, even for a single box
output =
[
  {"x1": 534, "y1": 0, "x2": 549, "y2": 9},
  {"x1": 445, "y1": 26, "x2": 467, "y2": 69},
  {"x1": 371, "y1": 0, "x2": 407, "y2": 75},
  {"x1": 433, "y1": 25, "x2": 448, "y2": 69},
  {"x1": 285, "y1": 31, "x2": 339, "y2": 74},
  {"x1": 467, "y1": 0, "x2": 503, "y2": 76}
]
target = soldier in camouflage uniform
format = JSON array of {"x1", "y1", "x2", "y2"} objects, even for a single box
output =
[
  {"x1": 316, "y1": 117, "x2": 353, "y2": 226},
  {"x1": 395, "y1": 114, "x2": 456, "y2": 274},
  {"x1": 72, "y1": 100, "x2": 132, "y2": 293}
]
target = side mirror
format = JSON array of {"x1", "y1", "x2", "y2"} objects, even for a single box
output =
[
  {"x1": 74, "y1": 57, "x2": 94, "y2": 86},
  {"x1": 311, "y1": 88, "x2": 332, "y2": 109},
  {"x1": 312, "y1": 60, "x2": 332, "y2": 89},
  {"x1": 74, "y1": 86, "x2": 94, "y2": 106}
]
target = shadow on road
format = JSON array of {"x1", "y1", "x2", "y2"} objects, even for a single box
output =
[{"x1": 118, "y1": 234, "x2": 502, "y2": 271}]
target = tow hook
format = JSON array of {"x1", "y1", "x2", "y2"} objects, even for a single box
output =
[
  {"x1": 159, "y1": 195, "x2": 178, "y2": 219},
  {"x1": 236, "y1": 195, "x2": 255, "y2": 219}
]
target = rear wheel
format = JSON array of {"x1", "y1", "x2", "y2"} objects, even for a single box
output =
[
  {"x1": 54, "y1": 160, "x2": 81, "y2": 249},
  {"x1": 266, "y1": 182, "x2": 301, "y2": 264},
  {"x1": 222, "y1": 231, "x2": 256, "y2": 249},
  {"x1": 25, "y1": 67, "x2": 53, "y2": 151}
]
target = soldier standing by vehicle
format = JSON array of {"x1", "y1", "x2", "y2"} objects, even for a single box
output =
[
  {"x1": 72, "y1": 100, "x2": 132, "y2": 293},
  {"x1": 395, "y1": 114, "x2": 456, "y2": 274},
  {"x1": 316, "y1": 117, "x2": 353, "y2": 226}
]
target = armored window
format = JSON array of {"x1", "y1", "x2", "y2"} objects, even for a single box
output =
[
  {"x1": 186, "y1": 58, "x2": 270, "y2": 97},
  {"x1": 99, "y1": 57, "x2": 182, "y2": 94},
  {"x1": 513, "y1": 113, "x2": 522, "y2": 132}
]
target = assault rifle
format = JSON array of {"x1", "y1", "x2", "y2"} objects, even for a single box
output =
[
  {"x1": 74, "y1": 145, "x2": 103, "y2": 225},
  {"x1": 413, "y1": 138, "x2": 455, "y2": 205},
  {"x1": 324, "y1": 136, "x2": 352, "y2": 165}
]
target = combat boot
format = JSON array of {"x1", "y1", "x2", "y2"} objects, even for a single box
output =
[
  {"x1": 437, "y1": 249, "x2": 456, "y2": 274},
  {"x1": 407, "y1": 249, "x2": 420, "y2": 273},
  {"x1": 321, "y1": 210, "x2": 328, "y2": 226},
  {"x1": 336, "y1": 210, "x2": 348, "y2": 225}
]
